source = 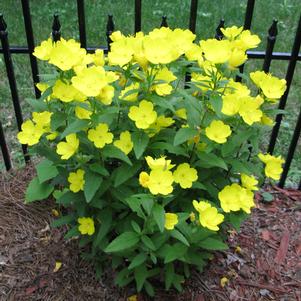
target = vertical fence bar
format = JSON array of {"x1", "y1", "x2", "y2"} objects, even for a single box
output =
[
  {"x1": 0, "y1": 14, "x2": 29, "y2": 163},
  {"x1": 77, "y1": 0, "x2": 87, "y2": 48},
  {"x1": 134, "y1": 0, "x2": 142, "y2": 33},
  {"x1": 21, "y1": 0, "x2": 40, "y2": 98},
  {"x1": 189, "y1": 0, "x2": 198, "y2": 33},
  {"x1": 106, "y1": 15, "x2": 114, "y2": 52},
  {"x1": 52, "y1": 14, "x2": 61, "y2": 42},
  {"x1": 268, "y1": 14, "x2": 301, "y2": 154},
  {"x1": 160, "y1": 16, "x2": 168, "y2": 28},
  {"x1": 298, "y1": 178, "x2": 301, "y2": 191},
  {"x1": 262, "y1": 19, "x2": 278, "y2": 72},
  {"x1": 0, "y1": 120, "x2": 12, "y2": 171},
  {"x1": 278, "y1": 106, "x2": 301, "y2": 188},
  {"x1": 236, "y1": 0, "x2": 256, "y2": 82},
  {"x1": 215, "y1": 19, "x2": 225, "y2": 40}
]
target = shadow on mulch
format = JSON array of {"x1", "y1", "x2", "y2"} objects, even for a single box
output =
[{"x1": 0, "y1": 166, "x2": 300, "y2": 301}]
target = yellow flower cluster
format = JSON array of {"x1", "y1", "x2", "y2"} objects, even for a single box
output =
[
  {"x1": 78, "y1": 217, "x2": 95, "y2": 235},
  {"x1": 258, "y1": 153, "x2": 284, "y2": 180}
]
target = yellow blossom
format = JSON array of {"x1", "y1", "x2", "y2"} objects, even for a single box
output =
[
  {"x1": 218, "y1": 183, "x2": 243, "y2": 213},
  {"x1": 78, "y1": 217, "x2": 95, "y2": 235},
  {"x1": 185, "y1": 43, "x2": 203, "y2": 61},
  {"x1": 145, "y1": 156, "x2": 175, "y2": 171},
  {"x1": 52, "y1": 80, "x2": 78, "y2": 102},
  {"x1": 260, "y1": 76, "x2": 287, "y2": 99},
  {"x1": 120, "y1": 82, "x2": 140, "y2": 102},
  {"x1": 147, "y1": 169, "x2": 174, "y2": 195},
  {"x1": 56, "y1": 134, "x2": 79, "y2": 160},
  {"x1": 200, "y1": 39, "x2": 232, "y2": 64},
  {"x1": 164, "y1": 213, "x2": 178, "y2": 230},
  {"x1": 221, "y1": 26, "x2": 243, "y2": 40},
  {"x1": 238, "y1": 95, "x2": 263, "y2": 125},
  {"x1": 93, "y1": 49, "x2": 105, "y2": 66},
  {"x1": 68, "y1": 169, "x2": 85, "y2": 193},
  {"x1": 139, "y1": 172, "x2": 150, "y2": 188},
  {"x1": 175, "y1": 108, "x2": 187, "y2": 120},
  {"x1": 220, "y1": 277, "x2": 229, "y2": 288},
  {"x1": 224, "y1": 79, "x2": 250, "y2": 96},
  {"x1": 33, "y1": 38, "x2": 53, "y2": 60},
  {"x1": 88, "y1": 123, "x2": 113, "y2": 149},
  {"x1": 193, "y1": 200, "x2": 211, "y2": 213},
  {"x1": 261, "y1": 114, "x2": 274, "y2": 126},
  {"x1": 173, "y1": 163, "x2": 198, "y2": 189},
  {"x1": 205, "y1": 120, "x2": 231, "y2": 143},
  {"x1": 128, "y1": 100, "x2": 157, "y2": 129},
  {"x1": 75, "y1": 104, "x2": 92, "y2": 120},
  {"x1": 189, "y1": 212, "x2": 196, "y2": 222},
  {"x1": 199, "y1": 206, "x2": 224, "y2": 231},
  {"x1": 148, "y1": 115, "x2": 174, "y2": 136},
  {"x1": 221, "y1": 94, "x2": 242, "y2": 116},
  {"x1": 241, "y1": 174, "x2": 258, "y2": 191},
  {"x1": 113, "y1": 131, "x2": 133, "y2": 155},
  {"x1": 234, "y1": 30, "x2": 261, "y2": 50},
  {"x1": 32, "y1": 111, "x2": 52, "y2": 130},
  {"x1": 258, "y1": 153, "x2": 284, "y2": 180},
  {"x1": 97, "y1": 85, "x2": 115, "y2": 105},
  {"x1": 228, "y1": 48, "x2": 247, "y2": 69},
  {"x1": 17, "y1": 120, "x2": 44, "y2": 146}
]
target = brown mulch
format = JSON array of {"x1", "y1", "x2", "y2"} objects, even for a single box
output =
[{"x1": 0, "y1": 166, "x2": 300, "y2": 301}]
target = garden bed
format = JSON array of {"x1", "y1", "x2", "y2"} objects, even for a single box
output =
[{"x1": 0, "y1": 166, "x2": 300, "y2": 301}]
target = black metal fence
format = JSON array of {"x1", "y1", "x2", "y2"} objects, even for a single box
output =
[{"x1": 0, "y1": 0, "x2": 300, "y2": 190}]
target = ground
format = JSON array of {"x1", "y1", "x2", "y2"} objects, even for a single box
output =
[{"x1": 0, "y1": 167, "x2": 300, "y2": 301}]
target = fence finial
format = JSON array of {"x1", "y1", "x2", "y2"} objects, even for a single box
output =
[
  {"x1": 52, "y1": 14, "x2": 61, "y2": 42},
  {"x1": 160, "y1": 16, "x2": 168, "y2": 28},
  {"x1": 0, "y1": 14, "x2": 7, "y2": 32},
  {"x1": 268, "y1": 19, "x2": 278, "y2": 40},
  {"x1": 215, "y1": 19, "x2": 225, "y2": 40},
  {"x1": 106, "y1": 14, "x2": 115, "y2": 51}
]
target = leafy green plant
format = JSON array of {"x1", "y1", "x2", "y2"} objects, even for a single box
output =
[{"x1": 20, "y1": 26, "x2": 285, "y2": 296}]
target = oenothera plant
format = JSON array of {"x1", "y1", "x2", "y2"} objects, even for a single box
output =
[{"x1": 19, "y1": 26, "x2": 286, "y2": 295}]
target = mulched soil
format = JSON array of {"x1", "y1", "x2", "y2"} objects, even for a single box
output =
[{"x1": 0, "y1": 166, "x2": 300, "y2": 301}]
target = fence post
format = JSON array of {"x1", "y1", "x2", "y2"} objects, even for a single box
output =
[
  {"x1": 21, "y1": 0, "x2": 40, "y2": 98},
  {"x1": 77, "y1": 0, "x2": 87, "y2": 48},
  {"x1": 106, "y1": 15, "x2": 114, "y2": 52},
  {"x1": 215, "y1": 19, "x2": 225, "y2": 40},
  {"x1": 268, "y1": 14, "x2": 301, "y2": 154},
  {"x1": 52, "y1": 14, "x2": 61, "y2": 42},
  {"x1": 0, "y1": 14, "x2": 29, "y2": 163},
  {"x1": 0, "y1": 120, "x2": 12, "y2": 170},
  {"x1": 160, "y1": 16, "x2": 168, "y2": 28},
  {"x1": 189, "y1": 0, "x2": 198, "y2": 33},
  {"x1": 134, "y1": 0, "x2": 142, "y2": 33}
]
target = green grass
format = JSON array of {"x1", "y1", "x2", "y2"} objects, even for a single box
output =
[{"x1": 0, "y1": 0, "x2": 300, "y2": 187}]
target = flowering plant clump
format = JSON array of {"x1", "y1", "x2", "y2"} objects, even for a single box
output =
[{"x1": 20, "y1": 25, "x2": 286, "y2": 295}]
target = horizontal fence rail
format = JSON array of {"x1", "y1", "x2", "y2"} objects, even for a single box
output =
[{"x1": 0, "y1": 0, "x2": 300, "y2": 190}]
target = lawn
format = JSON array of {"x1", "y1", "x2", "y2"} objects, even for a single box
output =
[{"x1": 0, "y1": 0, "x2": 300, "y2": 186}]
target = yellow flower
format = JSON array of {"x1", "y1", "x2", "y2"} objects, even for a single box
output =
[
  {"x1": 224, "y1": 79, "x2": 250, "y2": 96},
  {"x1": 147, "y1": 169, "x2": 174, "y2": 195},
  {"x1": 175, "y1": 108, "x2": 187, "y2": 120},
  {"x1": 46, "y1": 132, "x2": 58, "y2": 141},
  {"x1": 17, "y1": 120, "x2": 44, "y2": 146},
  {"x1": 128, "y1": 100, "x2": 157, "y2": 129},
  {"x1": 205, "y1": 120, "x2": 231, "y2": 144},
  {"x1": 221, "y1": 94, "x2": 242, "y2": 116},
  {"x1": 68, "y1": 169, "x2": 85, "y2": 193},
  {"x1": 238, "y1": 96, "x2": 263, "y2": 125},
  {"x1": 218, "y1": 183, "x2": 243, "y2": 213},
  {"x1": 260, "y1": 76, "x2": 287, "y2": 99},
  {"x1": 200, "y1": 39, "x2": 232, "y2": 64},
  {"x1": 148, "y1": 115, "x2": 174, "y2": 136},
  {"x1": 120, "y1": 82, "x2": 139, "y2": 102},
  {"x1": 88, "y1": 123, "x2": 113, "y2": 149},
  {"x1": 33, "y1": 38, "x2": 53, "y2": 60},
  {"x1": 258, "y1": 153, "x2": 284, "y2": 180},
  {"x1": 97, "y1": 85, "x2": 115, "y2": 105},
  {"x1": 185, "y1": 43, "x2": 203, "y2": 61},
  {"x1": 234, "y1": 30, "x2": 261, "y2": 50},
  {"x1": 108, "y1": 37, "x2": 134, "y2": 66},
  {"x1": 139, "y1": 172, "x2": 150, "y2": 188},
  {"x1": 49, "y1": 38, "x2": 86, "y2": 70},
  {"x1": 56, "y1": 134, "x2": 79, "y2": 160},
  {"x1": 152, "y1": 67, "x2": 176, "y2": 95},
  {"x1": 78, "y1": 217, "x2": 95, "y2": 235},
  {"x1": 250, "y1": 70, "x2": 266, "y2": 87},
  {"x1": 240, "y1": 189, "x2": 255, "y2": 214},
  {"x1": 261, "y1": 114, "x2": 274, "y2": 126},
  {"x1": 52, "y1": 80, "x2": 78, "y2": 102},
  {"x1": 75, "y1": 104, "x2": 92, "y2": 120},
  {"x1": 241, "y1": 174, "x2": 258, "y2": 191},
  {"x1": 191, "y1": 73, "x2": 212, "y2": 91},
  {"x1": 145, "y1": 156, "x2": 175, "y2": 171},
  {"x1": 220, "y1": 277, "x2": 229, "y2": 288},
  {"x1": 164, "y1": 213, "x2": 178, "y2": 230},
  {"x1": 173, "y1": 163, "x2": 198, "y2": 189},
  {"x1": 113, "y1": 131, "x2": 133, "y2": 155},
  {"x1": 36, "y1": 82, "x2": 49, "y2": 94},
  {"x1": 228, "y1": 48, "x2": 247, "y2": 69},
  {"x1": 154, "y1": 83, "x2": 173, "y2": 96},
  {"x1": 199, "y1": 206, "x2": 224, "y2": 231},
  {"x1": 189, "y1": 212, "x2": 196, "y2": 222},
  {"x1": 192, "y1": 200, "x2": 211, "y2": 213},
  {"x1": 72, "y1": 66, "x2": 108, "y2": 97},
  {"x1": 93, "y1": 49, "x2": 105, "y2": 66},
  {"x1": 32, "y1": 111, "x2": 52, "y2": 130},
  {"x1": 221, "y1": 26, "x2": 243, "y2": 40}
]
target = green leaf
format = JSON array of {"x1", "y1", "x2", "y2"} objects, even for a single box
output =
[
  {"x1": 131, "y1": 221, "x2": 141, "y2": 233},
  {"x1": 56, "y1": 190, "x2": 83, "y2": 206},
  {"x1": 209, "y1": 94, "x2": 222, "y2": 115},
  {"x1": 152, "y1": 204, "x2": 165, "y2": 233},
  {"x1": 94, "y1": 209, "x2": 112, "y2": 247},
  {"x1": 196, "y1": 152, "x2": 228, "y2": 170},
  {"x1": 105, "y1": 231, "x2": 140, "y2": 253},
  {"x1": 128, "y1": 253, "x2": 147, "y2": 270},
  {"x1": 165, "y1": 263, "x2": 175, "y2": 290},
  {"x1": 132, "y1": 131, "x2": 149, "y2": 159},
  {"x1": 134, "y1": 264, "x2": 148, "y2": 292},
  {"x1": 164, "y1": 243, "x2": 187, "y2": 263},
  {"x1": 89, "y1": 163, "x2": 109, "y2": 176},
  {"x1": 174, "y1": 127, "x2": 198, "y2": 146},
  {"x1": 228, "y1": 211, "x2": 248, "y2": 231},
  {"x1": 199, "y1": 237, "x2": 228, "y2": 250},
  {"x1": 192, "y1": 181, "x2": 207, "y2": 190},
  {"x1": 84, "y1": 171, "x2": 102, "y2": 203},
  {"x1": 114, "y1": 162, "x2": 141, "y2": 187},
  {"x1": 102, "y1": 145, "x2": 132, "y2": 166},
  {"x1": 150, "y1": 142, "x2": 188, "y2": 157},
  {"x1": 262, "y1": 191, "x2": 274, "y2": 202},
  {"x1": 36, "y1": 159, "x2": 58, "y2": 183},
  {"x1": 144, "y1": 280, "x2": 155, "y2": 297},
  {"x1": 141, "y1": 235, "x2": 156, "y2": 251},
  {"x1": 25, "y1": 97, "x2": 48, "y2": 111},
  {"x1": 64, "y1": 226, "x2": 80, "y2": 239},
  {"x1": 25, "y1": 177, "x2": 54, "y2": 203},
  {"x1": 51, "y1": 214, "x2": 75, "y2": 228},
  {"x1": 61, "y1": 119, "x2": 89, "y2": 138},
  {"x1": 170, "y1": 229, "x2": 190, "y2": 246},
  {"x1": 51, "y1": 112, "x2": 67, "y2": 131}
]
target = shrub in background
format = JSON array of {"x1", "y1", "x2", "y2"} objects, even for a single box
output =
[{"x1": 19, "y1": 25, "x2": 285, "y2": 296}]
